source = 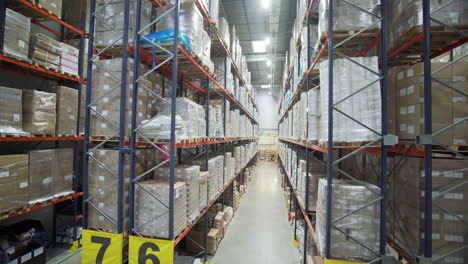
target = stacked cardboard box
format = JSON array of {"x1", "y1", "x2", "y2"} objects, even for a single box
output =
[
  {"x1": 388, "y1": 157, "x2": 467, "y2": 263},
  {"x1": 59, "y1": 43, "x2": 79, "y2": 77},
  {"x1": 53, "y1": 149, "x2": 74, "y2": 197},
  {"x1": 158, "y1": 97, "x2": 206, "y2": 138},
  {"x1": 199, "y1": 171, "x2": 208, "y2": 210},
  {"x1": 316, "y1": 179, "x2": 381, "y2": 261},
  {"x1": 3, "y1": 9, "x2": 31, "y2": 63},
  {"x1": 37, "y1": 0, "x2": 62, "y2": 18},
  {"x1": 22, "y1": 90, "x2": 57, "y2": 136},
  {"x1": 392, "y1": 62, "x2": 468, "y2": 145},
  {"x1": 28, "y1": 150, "x2": 55, "y2": 204},
  {"x1": 0, "y1": 155, "x2": 29, "y2": 213},
  {"x1": 30, "y1": 34, "x2": 62, "y2": 70},
  {"x1": 307, "y1": 87, "x2": 321, "y2": 143},
  {"x1": 186, "y1": 228, "x2": 220, "y2": 255},
  {"x1": 56, "y1": 86, "x2": 78, "y2": 136},
  {"x1": 135, "y1": 181, "x2": 187, "y2": 238},
  {"x1": 0, "y1": 87, "x2": 23, "y2": 134},
  {"x1": 155, "y1": 165, "x2": 201, "y2": 223}
]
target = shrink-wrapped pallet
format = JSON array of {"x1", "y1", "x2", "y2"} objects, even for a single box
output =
[
  {"x1": 53, "y1": 149, "x2": 74, "y2": 197},
  {"x1": 199, "y1": 171, "x2": 208, "y2": 210},
  {"x1": 59, "y1": 43, "x2": 79, "y2": 77},
  {"x1": 37, "y1": 0, "x2": 62, "y2": 18},
  {"x1": 319, "y1": 57, "x2": 381, "y2": 144},
  {"x1": 0, "y1": 87, "x2": 24, "y2": 134},
  {"x1": 316, "y1": 179, "x2": 380, "y2": 261},
  {"x1": 56, "y1": 86, "x2": 78, "y2": 136},
  {"x1": 23, "y1": 90, "x2": 57, "y2": 136},
  {"x1": 28, "y1": 150, "x2": 55, "y2": 204},
  {"x1": 157, "y1": 97, "x2": 206, "y2": 138},
  {"x1": 94, "y1": 0, "x2": 153, "y2": 47},
  {"x1": 30, "y1": 34, "x2": 62, "y2": 70},
  {"x1": 0, "y1": 155, "x2": 29, "y2": 212},
  {"x1": 218, "y1": 17, "x2": 230, "y2": 48},
  {"x1": 3, "y1": 9, "x2": 31, "y2": 63},
  {"x1": 135, "y1": 181, "x2": 187, "y2": 238},
  {"x1": 155, "y1": 165, "x2": 201, "y2": 223}
]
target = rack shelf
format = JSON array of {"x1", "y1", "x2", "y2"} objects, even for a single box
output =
[
  {"x1": 90, "y1": 137, "x2": 258, "y2": 148},
  {"x1": 0, "y1": 192, "x2": 83, "y2": 221},
  {"x1": 0, "y1": 136, "x2": 84, "y2": 142},
  {"x1": 174, "y1": 152, "x2": 258, "y2": 245}
]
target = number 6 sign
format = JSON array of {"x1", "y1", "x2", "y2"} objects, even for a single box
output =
[
  {"x1": 82, "y1": 230, "x2": 123, "y2": 264},
  {"x1": 129, "y1": 236, "x2": 174, "y2": 264}
]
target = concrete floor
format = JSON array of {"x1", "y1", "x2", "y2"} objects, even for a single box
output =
[
  {"x1": 48, "y1": 161, "x2": 300, "y2": 264},
  {"x1": 209, "y1": 161, "x2": 301, "y2": 264}
]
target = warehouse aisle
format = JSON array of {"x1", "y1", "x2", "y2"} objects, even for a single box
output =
[{"x1": 210, "y1": 161, "x2": 301, "y2": 264}]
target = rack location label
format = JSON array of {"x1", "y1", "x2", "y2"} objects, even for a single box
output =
[
  {"x1": 82, "y1": 230, "x2": 123, "y2": 264},
  {"x1": 129, "y1": 236, "x2": 174, "y2": 264}
]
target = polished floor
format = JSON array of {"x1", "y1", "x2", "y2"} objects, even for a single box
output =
[
  {"x1": 48, "y1": 161, "x2": 301, "y2": 264},
  {"x1": 209, "y1": 161, "x2": 301, "y2": 264}
]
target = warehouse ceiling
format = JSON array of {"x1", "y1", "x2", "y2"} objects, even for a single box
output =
[{"x1": 220, "y1": 0, "x2": 297, "y2": 96}]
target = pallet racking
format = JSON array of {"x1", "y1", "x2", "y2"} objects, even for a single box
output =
[
  {"x1": 0, "y1": 0, "x2": 87, "y2": 251},
  {"x1": 83, "y1": 0, "x2": 259, "y2": 262},
  {"x1": 278, "y1": 0, "x2": 467, "y2": 264}
]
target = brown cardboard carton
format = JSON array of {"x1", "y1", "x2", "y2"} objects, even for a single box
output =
[
  {"x1": 0, "y1": 155, "x2": 29, "y2": 212},
  {"x1": 207, "y1": 228, "x2": 219, "y2": 255},
  {"x1": 213, "y1": 212, "x2": 223, "y2": 229},
  {"x1": 56, "y1": 86, "x2": 78, "y2": 136},
  {"x1": 3, "y1": 9, "x2": 31, "y2": 62},
  {"x1": 37, "y1": 0, "x2": 62, "y2": 18},
  {"x1": 28, "y1": 150, "x2": 55, "y2": 204},
  {"x1": 452, "y1": 61, "x2": 468, "y2": 83},
  {"x1": 0, "y1": 87, "x2": 23, "y2": 134},
  {"x1": 23, "y1": 90, "x2": 57, "y2": 136},
  {"x1": 452, "y1": 82, "x2": 467, "y2": 145},
  {"x1": 53, "y1": 149, "x2": 73, "y2": 197}
]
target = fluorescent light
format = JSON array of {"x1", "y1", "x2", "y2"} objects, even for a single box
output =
[
  {"x1": 268, "y1": 91, "x2": 272, "y2": 95},
  {"x1": 265, "y1": 37, "x2": 270, "y2": 45},
  {"x1": 262, "y1": 0, "x2": 270, "y2": 9},
  {"x1": 268, "y1": 74, "x2": 272, "y2": 79},
  {"x1": 266, "y1": 59, "x2": 272, "y2": 66},
  {"x1": 261, "y1": 85, "x2": 270, "y2": 89},
  {"x1": 252, "y1": 41, "x2": 266, "y2": 53}
]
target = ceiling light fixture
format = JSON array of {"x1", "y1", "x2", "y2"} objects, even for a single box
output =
[
  {"x1": 265, "y1": 37, "x2": 270, "y2": 45},
  {"x1": 262, "y1": 0, "x2": 270, "y2": 9},
  {"x1": 266, "y1": 59, "x2": 272, "y2": 66},
  {"x1": 252, "y1": 41, "x2": 267, "y2": 53},
  {"x1": 268, "y1": 74, "x2": 272, "y2": 79},
  {"x1": 261, "y1": 85, "x2": 271, "y2": 89}
]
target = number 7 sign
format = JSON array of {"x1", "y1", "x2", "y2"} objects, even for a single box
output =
[{"x1": 82, "y1": 230, "x2": 123, "y2": 264}]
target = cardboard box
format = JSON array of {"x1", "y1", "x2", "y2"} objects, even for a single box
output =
[
  {"x1": 0, "y1": 87, "x2": 23, "y2": 134},
  {"x1": 59, "y1": 43, "x2": 79, "y2": 77},
  {"x1": 37, "y1": 0, "x2": 62, "y2": 18},
  {"x1": 30, "y1": 34, "x2": 62, "y2": 70},
  {"x1": 53, "y1": 149, "x2": 73, "y2": 197},
  {"x1": 56, "y1": 86, "x2": 78, "y2": 136},
  {"x1": 0, "y1": 155, "x2": 29, "y2": 212},
  {"x1": 207, "y1": 228, "x2": 219, "y2": 255},
  {"x1": 3, "y1": 9, "x2": 31, "y2": 63},
  {"x1": 28, "y1": 150, "x2": 55, "y2": 204},
  {"x1": 452, "y1": 61, "x2": 468, "y2": 83},
  {"x1": 23, "y1": 90, "x2": 57, "y2": 136}
]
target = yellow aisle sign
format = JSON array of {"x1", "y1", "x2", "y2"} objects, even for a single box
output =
[
  {"x1": 129, "y1": 236, "x2": 174, "y2": 264},
  {"x1": 82, "y1": 230, "x2": 123, "y2": 264}
]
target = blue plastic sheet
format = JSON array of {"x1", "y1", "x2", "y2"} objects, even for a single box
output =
[{"x1": 140, "y1": 29, "x2": 192, "y2": 53}]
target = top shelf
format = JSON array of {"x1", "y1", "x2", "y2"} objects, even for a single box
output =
[{"x1": 6, "y1": 0, "x2": 85, "y2": 36}]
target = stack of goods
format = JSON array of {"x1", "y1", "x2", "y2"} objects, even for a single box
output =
[
  {"x1": 88, "y1": 150, "x2": 128, "y2": 232},
  {"x1": 28, "y1": 150, "x2": 54, "y2": 204},
  {"x1": 37, "y1": 0, "x2": 63, "y2": 18},
  {"x1": 190, "y1": 158, "x2": 217, "y2": 202},
  {"x1": 316, "y1": 179, "x2": 380, "y2": 261},
  {"x1": 22, "y1": 90, "x2": 57, "y2": 136},
  {"x1": 154, "y1": 2, "x2": 203, "y2": 53},
  {"x1": 59, "y1": 43, "x2": 80, "y2": 76},
  {"x1": 186, "y1": 228, "x2": 220, "y2": 255},
  {"x1": 135, "y1": 181, "x2": 187, "y2": 238},
  {"x1": 207, "y1": 106, "x2": 217, "y2": 137},
  {"x1": 53, "y1": 148, "x2": 74, "y2": 197},
  {"x1": 157, "y1": 97, "x2": 206, "y2": 138},
  {"x1": 218, "y1": 18, "x2": 230, "y2": 48},
  {"x1": 224, "y1": 152, "x2": 233, "y2": 181},
  {"x1": 391, "y1": 61, "x2": 467, "y2": 145},
  {"x1": 3, "y1": 9, "x2": 31, "y2": 62},
  {"x1": 91, "y1": 58, "x2": 154, "y2": 137},
  {"x1": 30, "y1": 34, "x2": 62, "y2": 70},
  {"x1": 199, "y1": 171, "x2": 208, "y2": 210},
  {"x1": 319, "y1": 57, "x2": 381, "y2": 144},
  {"x1": 307, "y1": 87, "x2": 321, "y2": 143},
  {"x1": 155, "y1": 165, "x2": 201, "y2": 223},
  {"x1": 214, "y1": 156, "x2": 224, "y2": 191},
  {"x1": 389, "y1": 157, "x2": 468, "y2": 262},
  {"x1": 298, "y1": 161, "x2": 326, "y2": 211},
  {"x1": 318, "y1": 0, "x2": 380, "y2": 39},
  {"x1": 389, "y1": 0, "x2": 468, "y2": 49},
  {"x1": 95, "y1": 0, "x2": 153, "y2": 47},
  {"x1": 0, "y1": 155, "x2": 29, "y2": 213},
  {"x1": 208, "y1": 0, "x2": 219, "y2": 26},
  {"x1": 0, "y1": 87, "x2": 24, "y2": 135},
  {"x1": 210, "y1": 101, "x2": 224, "y2": 137},
  {"x1": 56, "y1": 86, "x2": 78, "y2": 136}
]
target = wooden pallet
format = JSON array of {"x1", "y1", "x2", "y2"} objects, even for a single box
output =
[
  {"x1": 90, "y1": 135, "x2": 130, "y2": 142},
  {"x1": 59, "y1": 71, "x2": 79, "y2": 78},
  {"x1": 1, "y1": 205, "x2": 28, "y2": 217},
  {"x1": 33, "y1": 62, "x2": 59, "y2": 72},
  {"x1": 31, "y1": 133, "x2": 56, "y2": 137},
  {"x1": 390, "y1": 25, "x2": 468, "y2": 65},
  {"x1": 0, "y1": 133, "x2": 29, "y2": 138}
]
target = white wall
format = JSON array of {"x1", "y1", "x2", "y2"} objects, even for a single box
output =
[{"x1": 256, "y1": 89, "x2": 279, "y2": 133}]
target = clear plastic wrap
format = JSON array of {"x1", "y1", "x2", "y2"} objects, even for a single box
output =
[
  {"x1": 158, "y1": 97, "x2": 205, "y2": 138},
  {"x1": 30, "y1": 34, "x2": 62, "y2": 70},
  {"x1": 22, "y1": 90, "x2": 57, "y2": 136},
  {"x1": 28, "y1": 150, "x2": 56, "y2": 204},
  {"x1": 139, "y1": 115, "x2": 188, "y2": 140},
  {"x1": 94, "y1": 0, "x2": 153, "y2": 47},
  {"x1": 3, "y1": 9, "x2": 31, "y2": 63},
  {"x1": 0, "y1": 87, "x2": 25, "y2": 135},
  {"x1": 53, "y1": 149, "x2": 73, "y2": 197},
  {"x1": 218, "y1": 17, "x2": 230, "y2": 48},
  {"x1": 308, "y1": 87, "x2": 321, "y2": 142},
  {"x1": 155, "y1": 165, "x2": 201, "y2": 223},
  {"x1": 319, "y1": 57, "x2": 381, "y2": 143},
  {"x1": 389, "y1": 0, "x2": 468, "y2": 49},
  {"x1": 318, "y1": 0, "x2": 380, "y2": 36},
  {"x1": 37, "y1": 0, "x2": 62, "y2": 18},
  {"x1": 135, "y1": 181, "x2": 187, "y2": 238},
  {"x1": 56, "y1": 86, "x2": 78, "y2": 136},
  {"x1": 199, "y1": 171, "x2": 208, "y2": 210},
  {"x1": 316, "y1": 178, "x2": 381, "y2": 260},
  {"x1": 0, "y1": 155, "x2": 29, "y2": 212},
  {"x1": 59, "y1": 43, "x2": 80, "y2": 77}
]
